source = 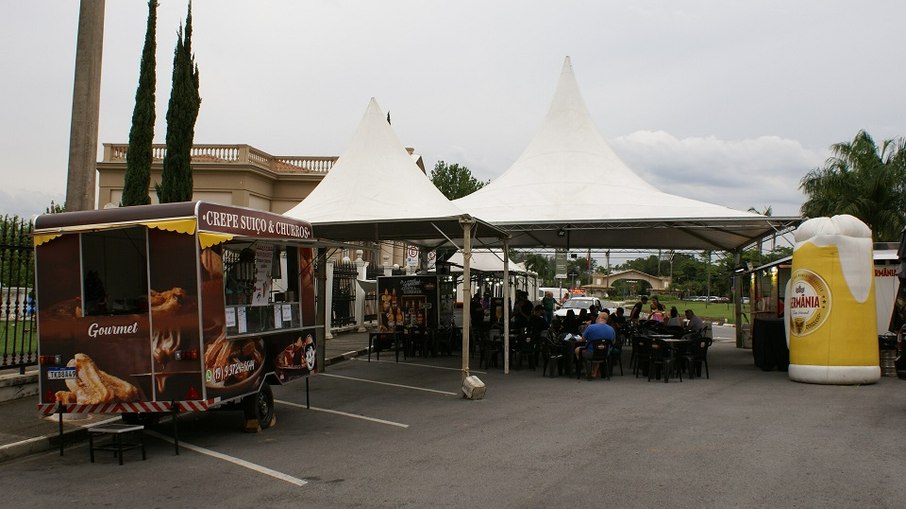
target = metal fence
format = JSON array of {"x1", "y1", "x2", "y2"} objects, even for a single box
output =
[
  {"x1": 332, "y1": 261, "x2": 358, "y2": 327},
  {"x1": 1, "y1": 216, "x2": 36, "y2": 372}
]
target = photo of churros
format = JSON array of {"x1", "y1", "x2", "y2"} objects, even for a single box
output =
[{"x1": 53, "y1": 353, "x2": 140, "y2": 404}]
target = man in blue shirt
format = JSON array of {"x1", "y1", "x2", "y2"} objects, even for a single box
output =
[{"x1": 575, "y1": 311, "x2": 615, "y2": 377}]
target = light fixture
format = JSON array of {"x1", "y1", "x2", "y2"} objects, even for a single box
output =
[{"x1": 557, "y1": 228, "x2": 566, "y2": 238}]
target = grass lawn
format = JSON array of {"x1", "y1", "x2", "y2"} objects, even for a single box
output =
[
  {"x1": 634, "y1": 296, "x2": 740, "y2": 325},
  {"x1": 0, "y1": 320, "x2": 38, "y2": 362}
]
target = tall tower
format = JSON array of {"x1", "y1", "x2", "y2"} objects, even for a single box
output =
[{"x1": 65, "y1": 0, "x2": 105, "y2": 211}]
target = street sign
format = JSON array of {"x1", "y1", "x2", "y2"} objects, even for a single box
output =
[{"x1": 555, "y1": 249, "x2": 567, "y2": 279}]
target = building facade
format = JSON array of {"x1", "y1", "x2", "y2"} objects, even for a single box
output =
[{"x1": 96, "y1": 143, "x2": 427, "y2": 267}]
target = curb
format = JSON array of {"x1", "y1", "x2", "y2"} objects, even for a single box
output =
[
  {"x1": 324, "y1": 347, "x2": 370, "y2": 367},
  {"x1": 0, "y1": 415, "x2": 119, "y2": 463}
]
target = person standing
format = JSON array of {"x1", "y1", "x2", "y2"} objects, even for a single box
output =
[
  {"x1": 541, "y1": 291, "x2": 557, "y2": 325},
  {"x1": 629, "y1": 296, "x2": 648, "y2": 325},
  {"x1": 470, "y1": 292, "x2": 485, "y2": 328}
]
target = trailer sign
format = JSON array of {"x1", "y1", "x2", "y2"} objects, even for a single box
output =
[{"x1": 47, "y1": 367, "x2": 77, "y2": 380}]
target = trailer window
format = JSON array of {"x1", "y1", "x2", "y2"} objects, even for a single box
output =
[
  {"x1": 221, "y1": 242, "x2": 301, "y2": 336},
  {"x1": 81, "y1": 227, "x2": 149, "y2": 315}
]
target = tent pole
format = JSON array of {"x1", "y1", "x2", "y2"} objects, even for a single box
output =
[
  {"x1": 503, "y1": 239, "x2": 510, "y2": 374},
  {"x1": 460, "y1": 218, "x2": 473, "y2": 381}
]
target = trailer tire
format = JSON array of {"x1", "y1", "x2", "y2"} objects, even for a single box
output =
[{"x1": 244, "y1": 382, "x2": 275, "y2": 430}]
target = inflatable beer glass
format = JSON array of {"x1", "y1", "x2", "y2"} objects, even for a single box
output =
[{"x1": 787, "y1": 215, "x2": 880, "y2": 384}]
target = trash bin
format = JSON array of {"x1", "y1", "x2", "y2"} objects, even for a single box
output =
[{"x1": 879, "y1": 334, "x2": 897, "y2": 377}]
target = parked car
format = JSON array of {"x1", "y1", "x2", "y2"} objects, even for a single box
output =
[{"x1": 553, "y1": 296, "x2": 610, "y2": 319}]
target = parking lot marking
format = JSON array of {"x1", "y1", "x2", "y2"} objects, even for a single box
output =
[
  {"x1": 276, "y1": 400, "x2": 409, "y2": 428},
  {"x1": 145, "y1": 430, "x2": 307, "y2": 487},
  {"x1": 319, "y1": 373, "x2": 459, "y2": 396},
  {"x1": 353, "y1": 358, "x2": 486, "y2": 374}
]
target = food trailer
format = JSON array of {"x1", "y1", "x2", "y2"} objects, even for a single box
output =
[{"x1": 33, "y1": 202, "x2": 319, "y2": 430}]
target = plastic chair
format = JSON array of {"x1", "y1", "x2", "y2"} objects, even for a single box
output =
[
  {"x1": 633, "y1": 336, "x2": 652, "y2": 378},
  {"x1": 511, "y1": 328, "x2": 536, "y2": 370},
  {"x1": 578, "y1": 340, "x2": 610, "y2": 380},
  {"x1": 648, "y1": 339, "x2": 681, "y2": 383},
  {"x1": 434, "y1": 327, "x2": 454, "y2": 357},
  {"x1": 479, "y1": 329, "x2": 505, "y2": 369},
  {"x1": 608, "y1": 334, "x2": 624, "y2": 377},
  {"x1": 689, "y1": 336, "x2": 712, "y2": 379},
  {"x1": 539, "y1": 331, "x2": 564, "y2": 377}
]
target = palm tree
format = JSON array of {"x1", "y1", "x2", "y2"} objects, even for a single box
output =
[
  {"x1": 800, "y1": 130, "x2": 906, "y2": 241},
  {"x1": 747, "y1": 206, "x2": 774, "y2": 255}
]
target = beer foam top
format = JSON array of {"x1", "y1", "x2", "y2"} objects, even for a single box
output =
[{"x1": 793, "y1": 214, "x2": 874, "y2": 301}]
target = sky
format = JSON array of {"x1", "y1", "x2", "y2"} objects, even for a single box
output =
[{"x1": 2, "y1": 1, "x2": 905, "y2": 222}]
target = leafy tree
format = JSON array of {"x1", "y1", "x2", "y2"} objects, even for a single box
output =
[
  {"x1": 122, "y1": 0, "x2": 157, "y2": 206},
  {"x1": 800, "y1": 130, "x2": 906, "y2": 241},
  {"x1": 0, "y1": 215, "x2": 33, "y2": 288},
  {"x1": 515, "y1": 252, "x2": 554, "y2": 284},
  {"x1": 747, "y1": 205, "x2": 774, "y2": 254},
  {"x1": 157, "y1": 3, "x2": 201, "y2": 203},
  {"x1": 430, "y1": 161, "x2": 488, "y2": 200},
  {"x1": 44, "y1": 201, "x2": 65, "y2": 214}
]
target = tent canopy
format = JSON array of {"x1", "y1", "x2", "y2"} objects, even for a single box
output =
[
  {"x1": 283, "y1": 98, "x2": 505, "y2": 250},
  {"x1": 443, "y1": 249, "x2": 528, "y2": 274},
  {"x1": 454, "y1": 57, "x2": 800, "y2": 252}
]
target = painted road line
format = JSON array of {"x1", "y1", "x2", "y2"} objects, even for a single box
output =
[
  {"x1": 0, "y1": 416, "x2": 122, "y2": 454},
  {"x1": 276, "y1": 399, "x2": 409, "y2": 428},
  {"x1": 353, "y1": 357, "x2": 486, "y2": 374},
  {"x1": 145, "y1": 430, "x2": 307, "y2": 487},
  {"x1": 319, "y1": 373, "x2": 459, "y2": 396}
]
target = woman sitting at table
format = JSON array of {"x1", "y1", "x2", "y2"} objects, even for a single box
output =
[
  {"x1": 563, "y1": 310, "x2": 580, "y2": 336},
  {"x1": 666, "y1": 306, "x2": 683, "y2": 327},
  {"x1": 650, "y1": 303, "x2": 666, "y2": 322}
]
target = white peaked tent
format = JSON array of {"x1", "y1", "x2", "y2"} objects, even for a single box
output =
[
  {"x1": 284, "y1": 98, "x2": 506, "y2": 384},
  {"x1": 445, "y1": 249, "x2": 526, "y2": 273},
  {"x1": 284, "y1": 98, "x2": 503, "y2": 247},
  {"x1": 454, "y1": 57, "x2": 800, "y2": 251}
]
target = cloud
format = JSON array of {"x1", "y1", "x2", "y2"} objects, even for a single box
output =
[
  {"x1": 0, "y1": 188, "x2": 64, "y2": 219},
  {"x1": 609, "y1": 131, "x2": 826, "y2": 216}
]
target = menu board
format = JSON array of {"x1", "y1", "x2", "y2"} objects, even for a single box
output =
[{"x1": 376, "y1": 275, "x2": 440, "y2": 332}]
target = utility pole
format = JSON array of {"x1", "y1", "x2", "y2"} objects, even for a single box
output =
[{"x1": 65, "y1": 0, "x2": 106, "y2": 211}]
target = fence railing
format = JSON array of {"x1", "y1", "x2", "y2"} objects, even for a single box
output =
[
  {"x1": 1, "y1": 216, "x2": 36, "y2": 373},
  {"x1": 103, "y1": 143, "x2": 337, "y2": 174},
  {"x1": 332, "y1": 261, "x2": 358, "y2": 328}
]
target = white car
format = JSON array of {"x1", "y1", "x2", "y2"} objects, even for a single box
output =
[{"x1": 553, "y1": 297, "x2": 603, "y2": 319}]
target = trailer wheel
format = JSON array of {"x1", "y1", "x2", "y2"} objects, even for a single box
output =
[
  {"x1": 244, "y1": 382, "x2": 275, "y2": 430},
  {"x1": 121, "y1": 412, "x2": 160, "y2": 426}
]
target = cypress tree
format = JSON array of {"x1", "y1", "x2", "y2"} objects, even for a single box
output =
[
  {"x1": 158, "y1": 2, "x2": 201, "y2": 203},
  {"x1": 121, "y1": 1, "x2": 157, "y2": 206}
]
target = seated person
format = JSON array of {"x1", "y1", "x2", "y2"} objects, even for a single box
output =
[
  {"x1": 666, "y1": 306, "x2": 684, "y2": 330},
  {"x1": 527, "y1": 305, "x2": 549, "y2": 338},
  {"x1": 563, "y1": 309, "x2": 580, "y2": 335},
  {"x1": 575, "y1": 311, "x2": 615, "y2": 378},
  {"x1": 609, "y1": 306, "x2": 627, "y2": 332},
  {"x1": 685, "y1": 309, "x2": 705, "y2": 334},
  {"x1": 649, "y1": 303, "x2": 666, "y2": 322}
]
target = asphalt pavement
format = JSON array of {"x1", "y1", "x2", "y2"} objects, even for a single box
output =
[
  {"x1": 3, "y1": 326, "x2": 906, "y2": 508},
  {"x1": 0, "y1": 329, "x2": 373, "y2": 462}
]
